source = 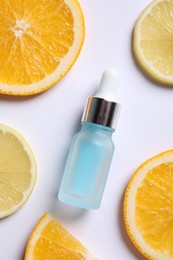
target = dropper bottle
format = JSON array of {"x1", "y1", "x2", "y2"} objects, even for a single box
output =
[{"x1": 58, "y1": 69, "x2": 120, "y2": 209}]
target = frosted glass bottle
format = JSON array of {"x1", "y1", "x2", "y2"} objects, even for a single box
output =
[
  {"x1": 58, "y1": 122, "x2": 115, "y2": 209},
  {"x1": 58, "y1": 69, "x2": 120, "y2": 209}
]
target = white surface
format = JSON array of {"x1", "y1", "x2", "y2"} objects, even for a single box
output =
[{"x1": 0, "y1": 0, "x2": 173, "y2": 259}]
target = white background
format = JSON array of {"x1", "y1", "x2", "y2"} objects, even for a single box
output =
[{"x1": 0, "y1": 0, "x2": 173, "y2": 259}]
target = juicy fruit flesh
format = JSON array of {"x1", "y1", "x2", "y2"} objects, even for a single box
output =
[
  {"x1": 41, "y1": 220, "x2": 86, "y2": 253},
  {"x1": 33, "y1": 237, "x2": 85, "y2": 260},
  {"x1": 135, "y1": 162, "x2": 173, "y2": 258},
  {"x1": 25, "y1": 214, "x2": 88, "y2": 260},
  {"x1": 139, "y1": 1, "x2": 173, "y2": 76},
  {"x1": 0, "y1": 0, "x2": 74, "y2": 85},
  {"x1": 0, "y1": 130, "x2": 31, "y2": 211}
]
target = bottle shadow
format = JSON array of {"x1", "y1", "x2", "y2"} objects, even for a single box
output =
[
  {"x1": 118, "y1": 185, "x2": 147, "y2": 260},
  {"x1": 49, "y1": 111, "x2": 89, "y2": 220},
  {"x1": 51, "y1": 200, "x2": 88, "y2": 220},
  {"x1": 56, "y1": 111, "x2": 83, "y2": 190}
]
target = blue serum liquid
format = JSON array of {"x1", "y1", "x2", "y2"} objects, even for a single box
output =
[{"x1": 58, "y1": 122, "x2": 115, "y2": 209}]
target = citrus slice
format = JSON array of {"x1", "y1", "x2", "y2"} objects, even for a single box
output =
[
  {"x1": 124, "y1": 150, "x2": 173, "y2": 260},
  {"x1": 133, "y1": 0, "x2": 173, "y2": 86},
  {"x1": 0, "y1": 0, "x2": 85, "y2": 95},
  {"x1": 24, "y1": 213, "x2": 96, "y2": 260},
  {"x1": 0, "y1": 124, "x2": 37, "y2": 218}
]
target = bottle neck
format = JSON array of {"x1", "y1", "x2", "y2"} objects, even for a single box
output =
[
  {"x1": 82, "y1": 96, "x2": 120, "y2": 130},
  {"x1": 81, "y1": 122, "x2": 114, "y2": 135}
]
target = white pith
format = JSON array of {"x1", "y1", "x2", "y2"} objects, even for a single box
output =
[{"x1": 13, "y1": 19, "x2": 30, "y2": 38}]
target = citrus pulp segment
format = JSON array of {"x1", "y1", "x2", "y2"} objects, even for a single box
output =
[
  {"x1": 24, "y1": 213, "x2": 96, "y2": 260},
  {"x1": 133, "y1": 0, "x2": 173, "y2": 86},
  {"x1": 0, "y1": 124, "x2": 37, "y2": 218}
]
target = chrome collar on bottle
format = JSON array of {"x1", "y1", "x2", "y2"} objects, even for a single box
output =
[{"x1": 82, "y1": 97, "x2": 120, "y2": 130}]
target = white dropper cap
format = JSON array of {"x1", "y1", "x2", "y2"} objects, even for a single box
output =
[
  {"x1": 82, "y1": 69, "x2": 120, "y2": 129},
  {"x1": 94, "y1": 69, "x2": 120, "y2": 102}
]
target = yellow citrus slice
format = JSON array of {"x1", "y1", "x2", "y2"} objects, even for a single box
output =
[
  {"x1": 124, "y1": 150, "x2": 173, "y2": 260},
  {"x1": 133, "y1": 0, "x2": 173, "y2": 86},
  {"x1": 24, "y1": 213, "x2": 96, "y2": 260},
  {"x1": 0, "y1": 124, "x2": 37, "y2": 219},
  {"x1": 0, "y1": 0, "x2": 85, "y2": 95}
]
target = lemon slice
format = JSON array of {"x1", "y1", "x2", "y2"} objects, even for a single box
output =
[
  {"x1": 0, "y1": 124, "x2": 37, "y2": 219},
  {"x1": 24, "y1": 213, "x2": 96, "y2": 260},
  {"x1": 0, "y1": 0, "x2": 85, "y2": 95},
  {"x1": 124, "y1": 150, "x2": 173, "y2": 260},
  {"x1": 133, "y1": 0, "x2": 173, "y2": 86}
]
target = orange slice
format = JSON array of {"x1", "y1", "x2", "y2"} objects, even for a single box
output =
[
  {"x1": 0, "y1": 0, "x2": 85, "y2": 95},
  {"x1": 24, "y1": 213, "x2": 97, "y2": 260},
  {"x1": 124, "y1": 150, "x2": 173, "y2": 260}
]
